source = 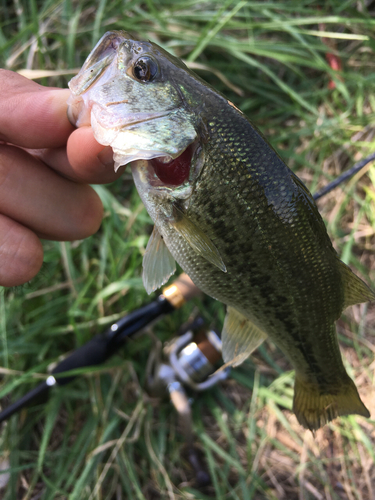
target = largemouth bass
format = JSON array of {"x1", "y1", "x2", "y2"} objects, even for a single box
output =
[{"x1": 68, "y1": 31, "x2": 374, "y2": 430}]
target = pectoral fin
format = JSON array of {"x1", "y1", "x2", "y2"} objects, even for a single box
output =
[
  {"x1": 170, "y1": 205, "x2": 226, "y2": 273},
  {"x1": 222, "y1": 307, "x2": 268, "y2": 367},
  {"x1": 142, "y1": 226, "x2": 176, "y2": 294},
  {"x1": 339, "y1": 261, "x2": 375, "y2": 308}
]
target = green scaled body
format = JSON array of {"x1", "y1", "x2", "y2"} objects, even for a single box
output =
[{"x1": 68, "y1": 31, "x2": 374, "y2": 430}]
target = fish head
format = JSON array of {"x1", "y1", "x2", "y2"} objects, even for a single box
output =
[{"x1": 68, "y1": 30, "x2": 205, "y2": 185}]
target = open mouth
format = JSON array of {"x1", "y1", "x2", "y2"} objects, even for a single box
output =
[{"x1": 146, "y1": 143, "x2": 196, "y2": 188}]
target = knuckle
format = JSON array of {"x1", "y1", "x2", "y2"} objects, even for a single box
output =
[{"x1": 0, "y1": 218, "x2": 43, "y2": 286}]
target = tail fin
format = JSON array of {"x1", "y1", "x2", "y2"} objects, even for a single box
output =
[{"x1": 293, "y1": 374, "x2": 370, "y2": 431}]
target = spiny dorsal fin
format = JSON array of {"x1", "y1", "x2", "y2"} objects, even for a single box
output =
[
  {"x1": 339, "y1": 261, "x2": 375, "y2": 309},
  {"x1": 222, "y1": 306, "x2": 268, "y2": 367},
  {"x1": 294, "y1": 371, "x2": 370, "y2": 431},
  {"x1": 142, "y1": 226, "x2": 176, "y2": 294},
  {"x1": 170, "y1": 205, "x2": 226, "y2": 273}
]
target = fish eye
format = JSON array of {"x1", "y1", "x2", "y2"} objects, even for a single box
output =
[{"x1": 133, "y1": 57, "x2": 158, "y2": 82}]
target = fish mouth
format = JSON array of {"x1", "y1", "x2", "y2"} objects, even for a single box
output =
[
  {"x1": 146, "y1": 145, "x2": 193, "y2": 187},
  {"x1": 139, "y1": 140, "x2": 203, "y2": 190},
  {"x1": 89, "y1": 107, "x2": 188, "y2": 171}
]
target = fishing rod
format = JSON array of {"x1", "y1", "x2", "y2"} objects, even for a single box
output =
[
  {"x1": 0, "y1": 274, "x2": 199, "y2": 424},
  {"x1": 313, "y1": 151, "x2": 375, "y2": 201},
  {"x1": 0, "y1": 150, "x2": 374, "y2": 424}
]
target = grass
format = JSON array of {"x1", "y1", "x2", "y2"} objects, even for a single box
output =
[{"x1": 1, "y1": 0, "x2": 375, "y2": 498}]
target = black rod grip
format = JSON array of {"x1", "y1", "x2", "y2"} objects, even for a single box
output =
[
  {"x1": 0, "y1": 290, "x2": 177, "y2": 423},
  {"x1": 52, "y1": 335, "x2": 110, "y2": 385},
  {"x1": 105, "y1": 296, "x2": 174, "y2": 353}
]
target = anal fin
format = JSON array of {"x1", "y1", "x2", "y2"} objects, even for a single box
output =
[
  {"x1": 339, "y1": 261, "x2": 375, "y2": 308},
  {"x1": 142, "y1": 226, "x2": 176, "y2": 294},
  {"x1": 222, "y1": 307, "x2": 268, "y2": 367}
]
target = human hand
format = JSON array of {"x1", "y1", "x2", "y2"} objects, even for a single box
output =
[{"x1": 0, "y1": 70, "x2": 121, "y2": 287}]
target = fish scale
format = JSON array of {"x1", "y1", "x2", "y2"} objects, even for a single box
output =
[
  {"x1": 188, "y1": 108, "x2": 337, "y2": 346},
  {"x1": 173, "y1": 107, "x2": 358, "y2": 416},
  {"x1": 68, "y1": 31, "x2": 374, "y2": 430}
]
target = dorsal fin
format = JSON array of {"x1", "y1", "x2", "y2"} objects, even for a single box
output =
[
  {"x1": 221, "y1": 307, "x2": 268, "y2": 367},
  {"x1": 339, "y1": 261, "x2": 375, "y2": 309}
]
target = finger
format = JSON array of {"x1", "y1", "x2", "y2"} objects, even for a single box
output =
[
  {"x1": 0, "y1": 69, "x2": 73, "y2": 148},
  {"x1": 0, "y1": 145, "x2": 103, "y2": 240},
  {"x1": 29, "y1": 145, "x2": 123, "y2": 184},
  {"x1": 30, "y1": 127, "x2": 123, "y2": 184},
  {"x1": 66, "y1": 126, "x2": 125, "y2": 182},
  {"x1": 0, "y1": 214, "x2": 43, "y2": 287}
]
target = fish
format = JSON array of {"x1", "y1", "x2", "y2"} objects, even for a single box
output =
[{"x1": 68, "y1": 31, "x2": 375, "y2": 430}]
